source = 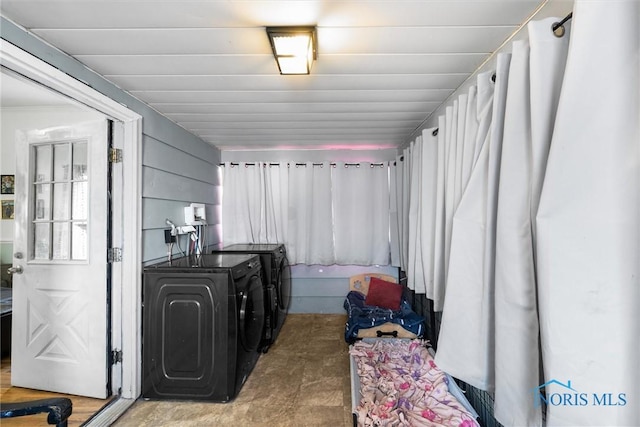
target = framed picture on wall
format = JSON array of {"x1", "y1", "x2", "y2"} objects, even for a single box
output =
[
  {"x1": 1, "y1": 200, "x2": 14, "y2": 220},
  {"x1": 1, "y1": 175, "x2": 15, "y2": 194}
]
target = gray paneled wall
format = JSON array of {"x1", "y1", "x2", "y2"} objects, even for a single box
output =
[
  {"x1": 142, "y1": 136, "x2": 221, "y2": 263},
  {"x1": 141, "y1": 138, "x2": 220, "y2": 264}
]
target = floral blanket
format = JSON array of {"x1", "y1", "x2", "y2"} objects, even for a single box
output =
[{"x1": 350, "y1": 340, "x2": 479, "y2": 427}]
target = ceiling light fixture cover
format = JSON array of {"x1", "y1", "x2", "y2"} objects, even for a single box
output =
[{"x1": 266, "y1": 26, "x2": 317, "y2": 75}]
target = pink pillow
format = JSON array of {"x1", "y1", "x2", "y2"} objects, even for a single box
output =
[{"x1": 365, "y1": 277, "x2": 403, "y2": 310}]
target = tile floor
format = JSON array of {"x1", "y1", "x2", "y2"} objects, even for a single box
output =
[{"x1": 114, "y1": 314, "x2": 353, "y2": 427}]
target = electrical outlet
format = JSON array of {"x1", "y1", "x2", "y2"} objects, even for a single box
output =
[{"x1": 164, "y1": 229, "x2": 176, "y2": 243}]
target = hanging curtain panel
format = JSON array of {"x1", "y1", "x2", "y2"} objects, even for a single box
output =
[
  {"x1": 493, "y1": 18, "x2": 569, "y2": 427},
  {"x1": 410, "y1": 146, "x2": 424, "y2": 276},
  {"x1": 221, "y1": 162, "x2": 265, "y2": 245},
  {"x1": 389, "y1": 157, "x2": 401, "y2": 268},
  {"x1": 443, "y1": 103, "x2": 458, "y2": 280},
  {"x1": 419, "y1": 128, "x2": 439, "y2": 299},
  {"x1": 263, "y1": 163, "x2": 289, "y2": 244},
  {"x1": 432, "y1": 115, "x2": 448, "y2": 310},
  {"x1": 435, "y1": 53, "x2": 511, "y2": 392},
  {"x1": 404, "y1": 130, "x2": 439, "y2": 296},
  {"x1": 529, "y1": 18, "x2": 570, "y2": 232},
  {"x1": 453, "y1": 94, "x2": 468, "y2": 208},
  {"x1": 287, "y1": 162, "x2": 334, "y2": 265},
  {"x1": 460, "y1": 85, "x2": 479, "y2": 193},
  {"x1": 407, "y1": 138, "x2": 424, "y2": 291},
  {"x1": 401, "y1": 146, "x2": 412, "y2": 273},
  {"x1": 494, "y1": 39, "x2": 537, "y2": 426},
  {"x1": 333, "y1": 162, "x2": 390, "y2": 266},
  {"x1": 536, "y1": 1, "x2": 639, "y2": 425},
  {"x1": 436, "y1": 111, "x2": 494, "y2": 389},
  {"x1": 472, "y1": 72, "x2": 495, "y2": 168},
  {"x1": 391, "y1": 149, "x2": 410, "y2": 272}
]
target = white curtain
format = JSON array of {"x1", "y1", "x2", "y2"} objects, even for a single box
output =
[
  {"x1": 221, "y1": 162, "x2": 266, "y2": 245},
  {"x1": 453, "y1": 94, "x2": 467, "y2": 207},
  {"x1": 493, "y1": 38, "x2": 541, "y2": 427},
  {"x1": 223, "y1": 161, "x2": 392, "y2": 266},
  {"x1": 333, "y1": 162, "x2": 390, "y2": 265},
  {"x1": 431, "y1": 115, "x2": 448, "y2": 309},
  {"x1": 401, "y1": 148, "x2": 411, "y2": 272},
  {"x1": 390, "y1": 148, "x2": 412, "y2": 273},
  {"x1": 222, "y1": 161, "x2": 334, "y2": 264},
  {"x1": 442, "y1": 103, "x2": 458, "y2": 279},
  {"x1": 402, "y1": 130, "x2": 439, "y2": 295},
  {"x1": 493, "y1": 18, "x2": 569, "y2": 427},
  {"x1": 407, "y1": 138, "x2": 422, "y2": 291},
  {"x1": 460, "y1": 86, "x2": 477, "y2": 189},
  {"x1": 264, "y1": 163, "x2": 289, "y2": 244},
  {"x1": 435, "y1": 52, "x2": 510, "y2": 391},
  {"x1": 286, "y1": 162, "x2": 334, "y2": 265},
  {"x1": 536, "y1": 1, "x2": 639, "y2": 425},
  {"x1": 389, "y1": 157, "x2": 402, "y2": 268},
  {"x1": 389, "y1": 156, "x2": 402, "y2": 267},
  {"x1": 432, "y1": 74, "x2": 493, "y2": 312},
  {"x1": 422, "y1": 3, "x2": 640, "y2": 426},
  {"x1": 419, "y1": 129, "x2": 439, "y2": 299}
]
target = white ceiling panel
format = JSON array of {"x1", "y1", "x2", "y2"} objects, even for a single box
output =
[
  {"x1": 33, "y1": 26, "x2": 515, "y2": 55},
  {"x1": 134, "y1": 89, "x2": 452, "y2": 104},
  {"x1": 2, "y1": 1, "x2": 544, "y2": 29},
  {"x1": 169, "y1": 111, "x2": 431, "y2": 122},
  {"x1": 75, "y1": 53, "x2": 487, "y2": 76},
  {"x1": 0, "y1": 0, "x2": 568, "y2": 151},
  {"x1": 202, "y1": 127, "x2": 411, "y2": 136},
  {"x1": 187, "y1": 120, "x2": 423, "y2": 130},
  {"x1": 105, "y1": 74, "x2": 469, "y2": 92},
  {"x1": 151, "y1": 102, "x2": 440, "y2": 115}
]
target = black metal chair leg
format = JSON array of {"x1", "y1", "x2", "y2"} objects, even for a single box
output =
[{"x1": 0, "y1": 397, "x2": 73, "y2": 427}]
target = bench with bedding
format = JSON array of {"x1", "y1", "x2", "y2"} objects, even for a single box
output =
[{"x1": 344, "y1": 273, "x2": 425, "y2": 344}]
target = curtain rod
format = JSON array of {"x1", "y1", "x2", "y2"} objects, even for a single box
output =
[{"x1": 220, "y1": 162, "x2": 386, "y2": 168}]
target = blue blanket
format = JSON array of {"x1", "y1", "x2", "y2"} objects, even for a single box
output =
[{"x1": 343, "y1": 291, "x2": 425, "y2": 343}]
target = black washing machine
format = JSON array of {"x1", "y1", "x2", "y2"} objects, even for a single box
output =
[
  {"x1": 212, "y1": 244, "x2": 291, "y2": 351},
  {"x1": 142, "y1": 253, "x2": 265, "y2": 401}
]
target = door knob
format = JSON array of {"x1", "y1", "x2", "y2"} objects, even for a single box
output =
[{"x1": 7, "y1": 265, "x2": 23, "y2": 275}]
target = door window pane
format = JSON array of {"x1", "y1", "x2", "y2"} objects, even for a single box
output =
[
  {"x1": 71, "y1": 222, "x2": 88, "y2": 260},
  {"x1": 52, "y1": 222, "x2": 70, "y2": 260},
  {"x1": 34, "y1": 145, "x2": 52, "y2": 182},
  {"x1": 53, "y1": 183, "x2": 71, "y2": 220},
  {"x1": 34, "y1": 223, "x2": 50, "y2": 260},
  {"x1": 53, "y1": 144, "x2": 70, "y2": 181},
  {"x1": 34, "y1": 184, "x2": 51, "y2": 220},
  {"x1": 73, "y1": 143, "x2": 88, "y2": 180},
  {"x1": 72, "y1": 182, "x2": 88, "y2": 220}
]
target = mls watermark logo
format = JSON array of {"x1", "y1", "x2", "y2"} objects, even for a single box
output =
[{"x1": 533, "y1": 379, "x2": 627, "y2": 408}]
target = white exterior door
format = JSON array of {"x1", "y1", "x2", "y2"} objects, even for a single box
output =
[{"x1": 11, "y1": 120, "x2": 110, "y2": 398}]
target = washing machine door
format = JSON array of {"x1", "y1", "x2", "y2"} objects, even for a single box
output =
[
  {"x1": 277, "y1": 256, "x2": 292, "y2": 312},
  {"x1": 239, "y1": 274, "x2": 265, "y2": 352}
]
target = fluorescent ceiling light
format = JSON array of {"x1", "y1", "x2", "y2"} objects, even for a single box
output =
[{"x1": 266, "y1": 26, "x2": 317, "y2": 75}]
